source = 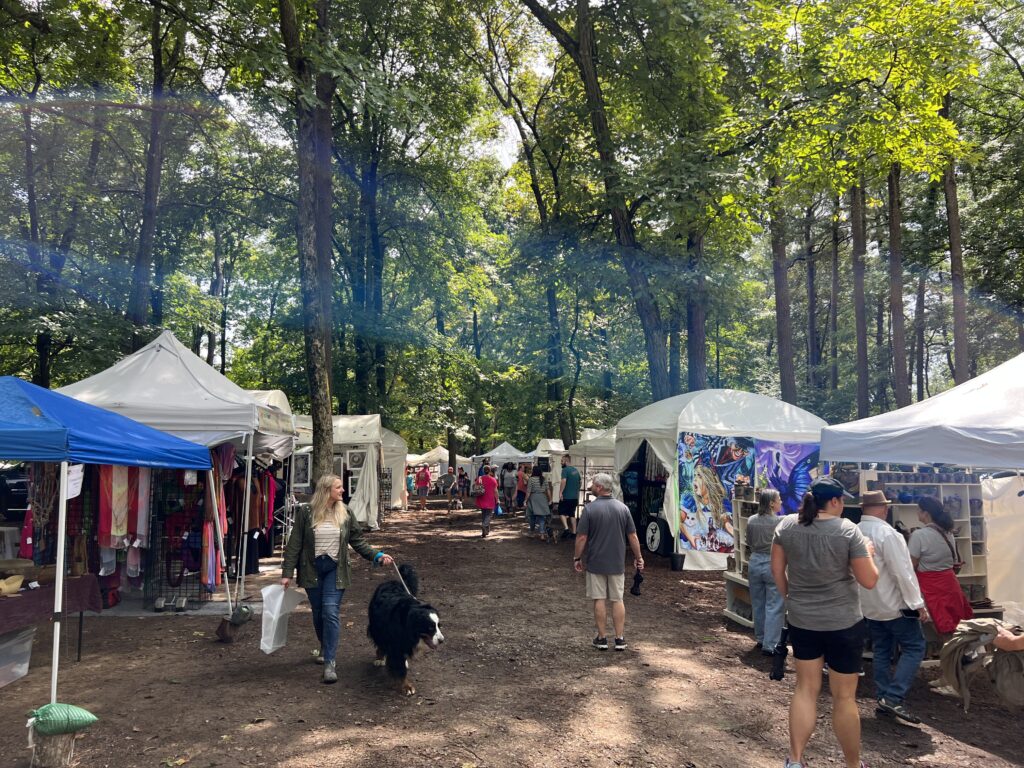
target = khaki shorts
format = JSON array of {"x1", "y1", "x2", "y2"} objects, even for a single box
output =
[{"x1": 586, "y1": 572, "x2": 625, "y2": 601}]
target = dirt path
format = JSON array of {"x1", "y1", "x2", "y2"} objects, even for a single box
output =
[{"x1": 1, "y1": 505, "x2": 1019, "y2": 768}]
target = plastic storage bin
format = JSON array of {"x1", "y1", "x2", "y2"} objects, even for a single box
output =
[{"x1": 0, "y1": 626, "x2": 36, "y2": 688}]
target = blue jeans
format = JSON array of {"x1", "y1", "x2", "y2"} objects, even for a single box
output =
[
  {"x1": 866, "y1": 615, "x2": 926, "y2": 704},
  {"x1": 748, "y1": 552, "x2": 784, "y2": 649},
  {"x1": 530, "y1": 514, "x2": 548, "y2": 536},
  {"x1": 305, "y1": 555, "x2": 345, "y2": 664}
]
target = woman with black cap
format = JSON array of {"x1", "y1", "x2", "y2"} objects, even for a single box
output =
[{"x1": 771, "y1": 476, "x2": 878, "y2": 768}]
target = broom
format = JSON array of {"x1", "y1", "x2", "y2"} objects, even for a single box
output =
[{"x1": 208, "y1": 471, "x2": 251, "y2": 642}]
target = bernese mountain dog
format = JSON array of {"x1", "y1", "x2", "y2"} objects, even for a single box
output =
[{"x1": 367, "y1": 563, "x2": 444, "y2": 695}]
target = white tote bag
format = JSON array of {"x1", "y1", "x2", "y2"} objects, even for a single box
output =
[{"x1": 260, "y1": 584, "x2": 307, "y2": 654}]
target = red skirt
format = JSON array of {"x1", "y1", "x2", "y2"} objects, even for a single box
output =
[{"x1": 916, "y1": 569, "x2": 973, "y2": 634}]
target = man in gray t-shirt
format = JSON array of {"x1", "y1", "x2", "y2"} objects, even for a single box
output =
[{"x1": 574, "y1": 473, "x2": 643, "y2": 651}]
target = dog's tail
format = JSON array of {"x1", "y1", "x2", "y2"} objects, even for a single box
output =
[{"x1": 398, "y1": 563, "x2": 419, "y2": 596}]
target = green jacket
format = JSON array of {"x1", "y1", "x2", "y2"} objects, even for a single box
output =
[{"x1": 282, "y1": 504, "x2": 381, "y2": 589}]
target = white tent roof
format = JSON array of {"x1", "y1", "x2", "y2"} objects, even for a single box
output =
[
  {"x1": 59, "y1": 331, "x2": 295, "y2": 453},
  {"x1": 579, "y1": 428, "x2": 605, "y2": 442},
  {"x1": 821, "y1": 352, "x2": 1024, "y2": 466},
  {"x1": 294, "y1": 414, "x2": 383, "y2": 448},
  {"x1": 616, "y1": 389, "x2": 826, "y2": 444},
  {"x1": 474, "y1": 441, "x2": 529, "y2": 463},
  {"x1": 411, "y1": 446, "x2": 471, "y2": 467},
  {"x1": 247, "y1": 389, "x2": 293, "y2": 416},
  {"x1": 382, "y1": 428, "x2": 407, "y2": 464},
  {"x1": 569, "y1": 427, "x2": 616, "y2": 460},
  {"x1": 532, "y1": 438, "x2": 565, "y2": 455}
]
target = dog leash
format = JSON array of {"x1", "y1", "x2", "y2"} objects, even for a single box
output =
[{"x1": 392, "y1": 561, "x2": 413, "y2": 596}]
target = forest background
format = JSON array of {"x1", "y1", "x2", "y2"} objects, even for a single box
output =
[{"x1": 3, "y1": 0, "x2": 1024, "y2": 479}]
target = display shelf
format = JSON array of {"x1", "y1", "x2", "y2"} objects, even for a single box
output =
[
  {"x1": 873, "y1": 475, "x2": 989, "y2": 598},
  {"x1": 723, "y1": 571, "x2": 754, "y2": 628},
  {"x1": 723, "y1": 489, "x2": 759, "y2": 628}
]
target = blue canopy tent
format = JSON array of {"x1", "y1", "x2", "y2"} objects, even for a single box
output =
[{"x1": 0, "y1": 377, "x2": 212, "y2": 704}]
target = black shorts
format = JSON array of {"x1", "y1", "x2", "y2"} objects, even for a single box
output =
[
  {"x1": 557, "y1": 499, "x2": 578, "y2": 517},
  {"x1": 788, "y1": 620, "x2": 865, "y2": 674}
]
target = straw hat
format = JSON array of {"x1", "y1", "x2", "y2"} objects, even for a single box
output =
[{"x1": 0, "y1": 574, "x2": 24, "y2": 596}]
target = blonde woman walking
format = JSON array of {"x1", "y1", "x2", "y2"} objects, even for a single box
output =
[{"x1": 282, "y1": 474, "x2": 394, "y2": 684}]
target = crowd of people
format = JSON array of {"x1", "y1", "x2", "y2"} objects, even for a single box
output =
[{"x1": 282, "y1": 458, "x2": 1020, "y2": 768}]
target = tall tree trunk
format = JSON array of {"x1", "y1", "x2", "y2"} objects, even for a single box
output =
[
  {"x1": 686, "y1": 234, "x2": 707, "y2": 392},
  {"x1": 887, "y1": 164, "x2": 911, "y2": 407},
  {"x1": 22, "y1": 92, "x2": 49, "y2": 387},
  {"x1": 804, "y1": 205, "x2": 819, "y2": 390},
  {"x1": 668, "y1": 311, "x2": 682, "y2": 396},
  {"x1": 599, "y1": 327, "x2": 613, "y2": 400},
  {"x1": 915, "y1": 271, "x2": 926, "y2": 402},
  {"x1": 875, "y1": 296, "x2": 887, "y2": 410},
  {"x1": 522, "y1": 0, "x2": 669, "y2": 399},
  {"x1": 365, "y1": 156, "x2": 386, "y2": 407},
  {"x1": 830, "y1": 196, "x2": 840, "y2": 391},
  {"x1": 279, "y1": 0, "x2": 334, "y2": 479},
  {"x1": 941, "y1": 94, "x2": 969, "y2": 383},
  {"x1": 850, "y1": 184, "x2": 870, "y2": 417},
  {"x1": 127, "y1": 6, "x2": 180, "y2": 349},
  {"x1": 207, "y1": 224, "x2": 223, "y2": 367},
  {"x1": 769, "y1": 175, "x2": 797, "y2": 403}
]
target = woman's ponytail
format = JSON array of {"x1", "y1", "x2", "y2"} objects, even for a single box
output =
[{"x1": 797, "y1": 491, "x2": 818, "y2": 526}]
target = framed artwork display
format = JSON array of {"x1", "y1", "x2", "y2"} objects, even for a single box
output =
[
  {"x1": 346, "y1": 449, "x2": 368, "y2": 471},
  {"x1": 348, "y1": 472, "x2": 361, "y2": 497},
  {"x1": 293, "y1": 453, "x2": 311, "y2": 489}
]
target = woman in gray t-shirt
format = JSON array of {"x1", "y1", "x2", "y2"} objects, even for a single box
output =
[
  {"x1": 746, "y1": 489, "x2": 784, "y2": 654},
  {"x1": 771, "y1": 477, "x2": 877, "y2": 768},
  {"x1": 909, "y1": 496, "x2": 972, "y2": 637}
]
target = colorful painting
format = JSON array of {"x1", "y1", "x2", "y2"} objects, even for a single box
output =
[
  {"x1": 678, "y1": 434, "x2": 821, "y2": 551},
  {"x1": 755, "y1": 441, "x2": 820, "y2": 516},
  {"x1": 677, "y1": 433, "x2": 755, "y2": 553}
]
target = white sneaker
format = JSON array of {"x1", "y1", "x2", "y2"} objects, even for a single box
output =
[{"x1": 784, "y1": 759, "x2": 804, "y2": 768}]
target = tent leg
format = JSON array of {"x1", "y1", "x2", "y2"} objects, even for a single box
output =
[
  {"x1": 236, "y1": 433, "x2": 254, "y2": 603},
  {"x1": 208, "y1": 469, "x2": 233, "y2": 615},
  {"x1": 50, "y1": 461, "x2": 69, "y2": 705}
]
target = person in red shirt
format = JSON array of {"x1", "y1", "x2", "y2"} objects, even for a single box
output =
[
  {"x1": 414, "y1": 465, "x2": 432, "y2": 511},
  {"x1": 477, "y1": 465, "x2": 500, "y2": 537}
]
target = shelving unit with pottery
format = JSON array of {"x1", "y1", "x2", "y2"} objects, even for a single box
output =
[
  {"x1": 867, "y1": 471, "x2": 996, "y2": 614},
  {"x1": 723, "y1": 485, "x2": 759, "y2": 629}
]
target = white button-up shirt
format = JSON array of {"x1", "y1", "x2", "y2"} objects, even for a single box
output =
[{"x1": 858, "y1": 515, "x2": 925, "y2": 621}]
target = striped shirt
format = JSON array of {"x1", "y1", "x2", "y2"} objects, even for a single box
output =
[{"x1": 313, "y1": 523, "x2": 340, "y2": 560}]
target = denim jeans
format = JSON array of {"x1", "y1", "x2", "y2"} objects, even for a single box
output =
[
  {"x1": 748, "y1": 551, "x2": 784, "y2": 649},
  {"x1": 530, "y1": 513, "x2": 548, "y2": 536},
  {"x1": 866, "y1": 615, "x2": 926, "y2": 704},
  {"x1": 305, "y1": 555, "x2": 345, "y2": 664}
]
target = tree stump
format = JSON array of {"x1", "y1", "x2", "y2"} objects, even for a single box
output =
[{"x1": 30, "y1": 731, "x2": 76, "y2": 768}]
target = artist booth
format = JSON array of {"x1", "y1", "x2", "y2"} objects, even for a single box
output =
[
  {"x1": 59, "y1": 331, "x2": 296, "y2": 605},
  {"x1": 0, "y1": 377, "x2": 211, "y2": 702},
  {"x1": 294, "y1": 414, "x2": 385, "y2": 529},
  {"x1": 568, "y1": 427, "x2": 617, "y2": 501},
  {"x1": 613, "y1": 390, "x2": 826, "y2": 569},
  {"x1": 821, "y1": 351, "x2": 1024, "y2": 625}
]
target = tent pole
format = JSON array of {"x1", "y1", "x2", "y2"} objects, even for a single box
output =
[
  {"x1": 208, "y1": 469, "x2": 232, "y2": 615},
  {"x1": 49, "y1": 461, "x2": 69, "y2": 705},
  {"x1": 237, "y1": 432, "x2": 255, "y2": 603}
]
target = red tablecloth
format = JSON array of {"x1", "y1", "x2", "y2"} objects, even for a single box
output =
[{"x1": 0, "y1": 575, "x2": 101, "y2": 635}]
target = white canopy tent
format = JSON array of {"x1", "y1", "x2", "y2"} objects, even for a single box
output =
[
  {"x1": 615, "y1": 390, "x2": 826, "y2": 568},
  {"x1": 59, "y1": 330, "x2": 296, "y2": 457},
  {"x1": 294, "y1": 414, "x2": 384, "y2": 528},
  {"x1": 821, "y1": 353, "x2": 1024, "y2": 610},
  {"x1": 59, "y1": 330, "x2": 298, "y2": 600},
  {"x1": 381, "y1": 428, "x2": 408, "y2": 509},
  {"x1": 579, "y1": 427, "x2": 605, "y2": 442},
  {"x1": 569, "y1": 427, "x2": 616, "y2": 461},
  {"x1": 821, "y1": 351, "x2": 1024, "y2": 466},
  {"x1": 409, "y1": 445, "x2": 472, "y2": 471},
  {"x1": 474, "y1": 441, "x2": 529, "y2": 465}
]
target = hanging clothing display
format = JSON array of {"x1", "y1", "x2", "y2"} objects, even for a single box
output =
[{"x1": 98, "y1": 465, "x2": 152, "y2": 549}]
